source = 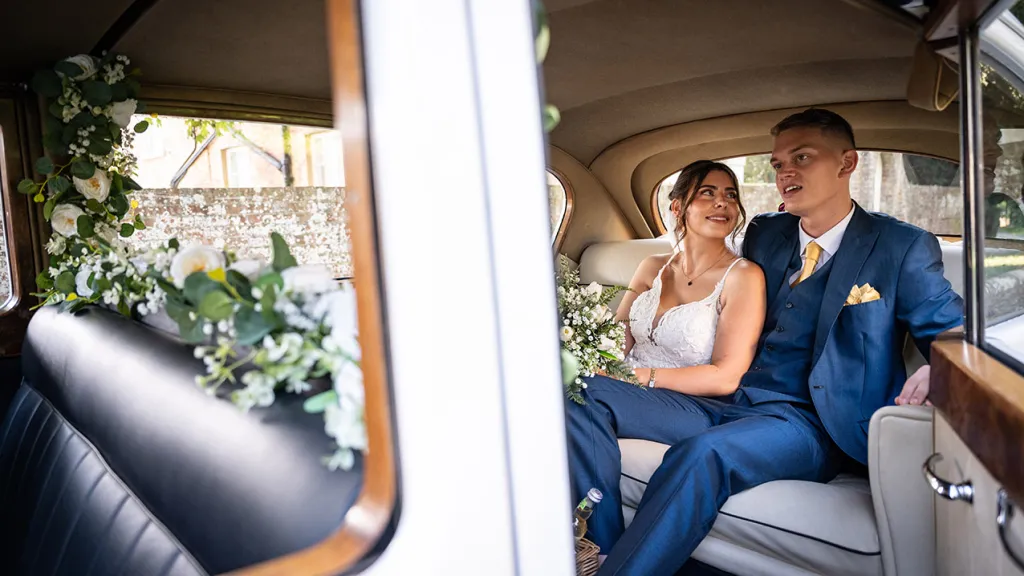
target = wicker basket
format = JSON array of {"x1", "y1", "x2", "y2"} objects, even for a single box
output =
[{"x1": 575, "y1": 537, "x2": 600, "y2": 576}]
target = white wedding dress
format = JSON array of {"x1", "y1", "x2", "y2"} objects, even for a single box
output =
[{"x1": 625, "y1": 256, "x2": 744, "y2": 369}]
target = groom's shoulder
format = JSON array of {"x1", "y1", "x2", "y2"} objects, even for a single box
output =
[
  {"x1": 862, "y1": 209, "x2": 933, "y2": 247},
  {"x1": 747, "y1": 211, "x2": 799, "y2": 237}
]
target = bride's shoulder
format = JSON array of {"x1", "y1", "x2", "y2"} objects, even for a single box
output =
[{"x1": 722, "y1": 258, "x2": 765, "y2": 291}]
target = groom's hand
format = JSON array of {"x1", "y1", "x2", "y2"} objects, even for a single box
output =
[{"x1": 896, "y1": 365, "x2": 932, "y2": 406}]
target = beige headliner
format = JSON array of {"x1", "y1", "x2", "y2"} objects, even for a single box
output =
[
  {"x1": 543, "y1": 0, "x2": 921, "y2": 165},
  {"x1": 585, "y1": 102, "x2": 961, "y2": 237},
  {"x1": 0, "y1": 0, "x2": 333, "y2": 115}
]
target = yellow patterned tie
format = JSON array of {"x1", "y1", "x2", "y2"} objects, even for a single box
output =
[{"x1": 792, "y1": 241, "x2": 822, "y2": 287}]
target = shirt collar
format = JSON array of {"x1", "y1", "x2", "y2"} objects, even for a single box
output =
[{"x1": 798, "y1": 203, "x2": 856, "y2": 257}]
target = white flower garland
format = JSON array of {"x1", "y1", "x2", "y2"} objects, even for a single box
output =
[{"x1": 20, "y1": 53, "x2": 366, "y2": 470}]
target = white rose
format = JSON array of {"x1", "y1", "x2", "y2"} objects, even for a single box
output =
[
  {"x1": 110, "y1": 99, "x2": 137, "y2": 128},
  {"x1": 560, "y1": 326, "x2": 575, "y2": 342},
  {"x1": 585, "y1": 282, "x2": 603, "y2": 297},
  {"x1": 169, "y1": 245, "x2": 226, "y2": 288},
  {"x1": 51, "y1": 204, "x2": 85, "y2": 237},
  {"x1": 281, "y1": 265, "x2": 337, "y2": 295},
  {"x1": 61, "y1": 55, "x2": 97, "y2": 80},
  {"x1": 228, "y1": 259, "x2": 266, "y2": 281},
  {"x1": 597, "y1": 335, "x2": 618, "y2": 352},
  {"x1": 73, "y1": 169, "x2": 111, "y2": 202},
  {"x1": 75, "y1": 269, "x2": 94, "y2": 298}
]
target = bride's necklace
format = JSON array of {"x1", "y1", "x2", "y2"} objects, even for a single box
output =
[{"x1": 677, "y1": 250, "x2": 730, "y2": 286}]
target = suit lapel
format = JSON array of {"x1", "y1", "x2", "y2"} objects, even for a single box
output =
[
  {"x1": 760, "y1": 222, "x2": 799, "y2": 304},
  {"x1": 811, "y1": 205, "x2": 879, "y2": 367}
]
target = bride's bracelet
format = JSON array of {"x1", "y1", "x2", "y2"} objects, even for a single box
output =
[{"x1": 648, "y1": 368, "x2": 657, "y2": 388}]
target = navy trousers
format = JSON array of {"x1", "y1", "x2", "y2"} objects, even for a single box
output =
[{"x1": 566, "y1": 376, "x2": 841, "y2": 575}]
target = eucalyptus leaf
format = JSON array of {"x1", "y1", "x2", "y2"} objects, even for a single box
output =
[
  {"x1": 177, "y1": 315, "x2": 207, "y2": 345},
  {"x1": 198, "y1": 291, "x2": 235, "y2": 321},
  {"x1": 121, "y1": 175, "x2": 142, "y2": 191},
  {"x1": 86, "y1": 199, "x2": 104, "y2": 213},
  {"x1": 76, "y1": 214, "x2": 95, "y2": 238},
  {"x1": 71, "y1": 161, "x2": 96, "y2": 179},
  {"x1": 17, "y1": 179, "x2": 36, "y2": 195},
  {"x1": 50, "y1": 176, "x2": 72, "y2": 194},
  {"x1": 111, "y1": 172, "x2": 124, "y2": 193},
  {"x1": 303, "y1": 390, "x2": 339, "y2": 414},
  {"x1": 543, "y1": 104, "x2": 561, "y2": 133},
  {"x1": 62, "y1": 124, "x2": 77, "y2": 145},
  {"x1": 133, "y1": 214, "x2": 146, "y2": 230},
  {"x1": 253, "y1": 271, "x2": 283, "y2": 290},
  {"x1": 226, "y1": 270, "x2": 253, "y2": 300},
  {"x1": 119, "y1": 224, "x2": 135, "y2": 237},
  {"x1": 81, "y1": 81, "x2": 113, "y2": 106},
  {"x1": 30, "y1": 69, "x2": 61, "y2": 98},
  {"x1": 35, "y1": 157, "x2": 54, "y2": 175},
  {"x1": 134, "y1": 120, "x2": 149, "y2": 133},
  {"x1": 56, "y1": 271, "x2": 75, "y2": 294},
  {"x1": 87, "y1": 139, "x2": 113, "y2": 156},
  {"x1": 35, "y1": 271, "x2": 53, "y2": 291},
  {"x1": 109, "y1": 82, "x2": 128, "y2": 102},
  {"x1": 108, "y1": 193, "x2": 128, "y2": 216},
  {"x1": 48, "y1": 102, "x2": 64, "y2": 119},
  {"x1": 270, "y1": 232, "x2": 297, "y2": 271},
  {"x1": 168, "y1": 238, "x2": 180, "y2": 250},
  {"x1": 234, "y1": 306, "x2": 273, "y2": 345},
  {"x1": 183, "y1": 272, "x2": 224, "y2": 306},
  {"x1": 43, "y1": 198, "x2": 56, "y2": 220},
  {"x1": 54, "y1": 60, "x2": 83, "y2": 79},
  {"x1": 164, "y1": 298, "x2": 191, "y2": 324}
]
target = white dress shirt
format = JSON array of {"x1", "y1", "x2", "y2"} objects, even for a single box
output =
[{"x1": 788, "y1": 204, "x2": 856, "y2": 285}]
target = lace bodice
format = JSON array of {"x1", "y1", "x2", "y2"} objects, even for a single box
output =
[{"x1": 626, "y1": 256, "x2": 743, "y2": 370}]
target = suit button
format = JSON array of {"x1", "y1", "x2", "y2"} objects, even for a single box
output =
[
  {"x1": 753, "y1": 366, "x2": 762, "y2": 371},
  {"x1": 777, "y1": 326, "x2": 785, "y2": 333},
  {"x1": 766, "y1": 344, "x2": 775, "y2": 352},
  {"x1": 785, "y1": 302, "x2": 794, "y2": 309}
]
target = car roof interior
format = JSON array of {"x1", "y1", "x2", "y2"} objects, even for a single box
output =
[{"x1": 0, "y1": 0, "x2": 971, "y2": 256}]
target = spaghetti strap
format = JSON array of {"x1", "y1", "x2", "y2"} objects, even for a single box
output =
[
  {"x1": 719, "y1": 257, "x2": 744, "y2": 285},
  {"x1": 714, "y1": 258, "x2": 744, "y2": 312}
]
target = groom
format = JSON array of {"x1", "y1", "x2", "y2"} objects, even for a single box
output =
[{"x1": 565, "y1": 108, "x2": 963, "y2": 575}]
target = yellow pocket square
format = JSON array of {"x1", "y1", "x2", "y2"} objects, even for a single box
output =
[{"x1": 845, "y1": 283, "x2": 881, "y2": 306}]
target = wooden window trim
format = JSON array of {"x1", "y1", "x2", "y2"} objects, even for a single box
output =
[
  {"x1": 226, "y1": 0, "x2": 398, "y2": 573},
  {"x1": 0, "y1": 92, "x2": 47, "y2": 357},
  {"x1": 930, "y1": 338, "x2": 1024, "y2": 504},
  {"x1": 549, "y1": 167, "x2": 574, "y2": 252}
]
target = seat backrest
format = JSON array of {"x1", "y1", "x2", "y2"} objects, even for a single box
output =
[
  {"x1": 577, "y1": 233, "x2": 968, "y2": 374},
  {"x1": 0, "y1": 306, "x2": 362, "y2": 575}
]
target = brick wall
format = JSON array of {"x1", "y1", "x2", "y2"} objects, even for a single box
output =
[{"x1": 125, "y1": 186, "x2": 353, "y2": 278}]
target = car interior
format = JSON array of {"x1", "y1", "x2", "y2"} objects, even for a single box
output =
[{"x1": 0, "y1": 0, "x2": 1022, "y2": 575}]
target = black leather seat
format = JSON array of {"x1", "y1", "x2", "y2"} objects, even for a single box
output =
[{"x1": 0, "y1": 306, "x2": 363, "y2": 575}]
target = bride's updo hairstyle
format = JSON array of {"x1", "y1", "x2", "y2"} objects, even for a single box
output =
[{"x1": 668, "y1": 159, "x2": 747, "y2": 246}]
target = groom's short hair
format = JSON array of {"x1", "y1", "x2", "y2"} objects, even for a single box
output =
[{"x1": 771, "y1": 108, "x2": 856, "y2": 149}]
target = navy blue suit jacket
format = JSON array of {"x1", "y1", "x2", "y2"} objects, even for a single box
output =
[{"x1": 742, "y1": 204, "x2": 964, "y2": 463}]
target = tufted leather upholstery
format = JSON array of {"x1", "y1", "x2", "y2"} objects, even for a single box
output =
[{"x1": 0, "y1": 306, "x2": 363, "y2": 575}]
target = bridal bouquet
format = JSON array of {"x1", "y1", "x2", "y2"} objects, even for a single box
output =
[{"x1": 555, "y1": 255, "x2": 636, "y2": 404}]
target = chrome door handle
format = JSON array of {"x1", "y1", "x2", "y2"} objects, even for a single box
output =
[
  {"x1": 923, "y1": 453, "x2": 974, "y2": 503},
  {"x1": 997, "y1": 489, "x2": 1024, "y2": 571}
]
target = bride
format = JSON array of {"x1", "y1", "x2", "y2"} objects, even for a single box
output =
[{"x1": 566, "y1": 159, "x2": 766, "y2": 561}]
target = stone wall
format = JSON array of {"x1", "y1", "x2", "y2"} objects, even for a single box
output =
[{"x1": 125, "y1": 186, "x2": 353, "y2": 278}]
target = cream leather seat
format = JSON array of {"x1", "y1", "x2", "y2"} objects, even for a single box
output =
[{"x1": 575, "y1": 236, "x2": 956, "y2": 576}]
